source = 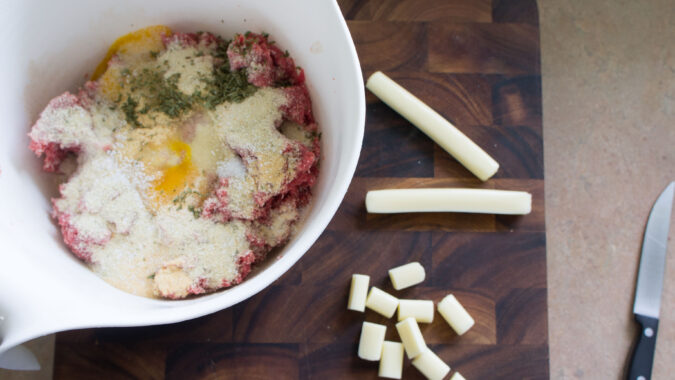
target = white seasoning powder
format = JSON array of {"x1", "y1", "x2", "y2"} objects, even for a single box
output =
[{"x1": 216, "y1": 156, "x2": 247, "y2": 179}]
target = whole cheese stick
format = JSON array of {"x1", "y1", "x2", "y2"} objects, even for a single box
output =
[
  {"x1": 366, "y1": 71, "x2": 499, "y2": 181},
  {"x1": 379, "y1": 341, "x2": 404, "y2": 379},
  {"x1": 366, "y1": 188, "x2": 531, "y2": 215},
  {"x1": 411, "y1": 349, "x2": 451, "y2": 380},
  {"x1": 437, "y1": 294, "x2": 475, "y2": 336},
  {"x1": 348, "y1": 274, "x2": 370, "y2": 312},
  {"x1": 358, "y1": 321, "x2": 387, "y2": 361}
]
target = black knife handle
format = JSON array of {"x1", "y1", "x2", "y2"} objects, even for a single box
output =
[{"x1": 627, "y1": 314, "x2": 659, "y2": 380}]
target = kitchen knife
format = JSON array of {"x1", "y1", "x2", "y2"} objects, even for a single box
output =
[{"x1": 627, "y1": 181, "x2": 674, "y2": 380}]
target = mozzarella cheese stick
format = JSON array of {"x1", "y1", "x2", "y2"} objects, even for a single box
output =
[
  {"x1": 366, "y1": 287, "x2": 400, "y2": 318},
  {"x1": 411, "y1": 349, "x2": 451, "y2": 380},
  {"x1": 379, "y1": 341, "x2": 404, "y2": 379},
  {"x1": 348, "y1": 274, "x2": 370, "y2": 312},
  {"x1": 438, "y1": 294, "x2": 475, "y2": 336},
  {"x1": 389, "y1": 262, "x2": 425, "y2": 290},
  {"x1": 398, "y1": 299, "x2": 435, "y2": 323},
  {"x1": 450, "y1": 372, "x2": 467, "y2": 380},
  {"x1": 395, "y1": 317, "x2": 427, "y2": 359},
  {"x1": 366, "y1": 71, "x2": 499, "y2": 181},
  {"x1": 366, "y1": 188, "x2": 532, "y2": 215},
  {"x1": 358, "y1": 321, "x2": 387, "y2": 361}
]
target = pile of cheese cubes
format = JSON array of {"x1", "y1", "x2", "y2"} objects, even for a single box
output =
[{"x1": 348, "y1": 262, "x2": 474, "y2": 380}]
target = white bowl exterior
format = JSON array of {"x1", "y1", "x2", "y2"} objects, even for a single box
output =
[{"x1": 0, "y1": 0, "x2": 364, "y2": 350}]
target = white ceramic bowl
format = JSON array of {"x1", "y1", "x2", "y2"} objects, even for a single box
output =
[{"x1": 0, "y1": 0, "x2": 364, "y2": 356}]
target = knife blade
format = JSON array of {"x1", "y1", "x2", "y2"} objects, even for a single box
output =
[{"x1": 627, "y1": 181, "x2": 674, "y2": 380}]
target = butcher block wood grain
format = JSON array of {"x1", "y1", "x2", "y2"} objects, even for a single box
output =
[{"x1": 53, "y1": 0, "x2": 547, "y2": 378}]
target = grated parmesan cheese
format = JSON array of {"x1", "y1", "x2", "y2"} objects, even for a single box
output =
[
  {"x1": 159, "y1": 42, "x2": 215, "y2": 96},
  {"x1": 29, "y1": 94, "x2": 103, "y2": 151},
  {"x1": 208, "y1": 88, "x2": 303, "y2": 219}
]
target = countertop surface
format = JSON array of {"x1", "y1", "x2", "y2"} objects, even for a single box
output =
[
  {"x1": 2, "y1": 0, "x2": 674, "y2": 379},
  {"x1": 541, "y1": 0, "x2": 674, "y2": 378}
]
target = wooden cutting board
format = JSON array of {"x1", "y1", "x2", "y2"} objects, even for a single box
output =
[{"x1": 53, "y1": 0, "x2": 547, "y2": 378}]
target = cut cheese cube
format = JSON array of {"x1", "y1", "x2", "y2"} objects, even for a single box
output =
[
  {"x1": 366, "y1": 287, "x2": 399, "y2": 318},
  {"x1": 358, "y1": 321, "x2": 387, "y2": 361},
  {"x1": 348, "y1": 274, "x2": 370, "y2": 312},
  {"x1": 366, "y1": 71, "x2": 499, "y2": 181},
  {"x1": 398, "y1": 299, "x2": 435, "y2": 323},
  {"x1": 450, "y1": 372, "x2": 467, "y2": 380},
  {"x1": 389, "y1": 262, "x2": 425, "y2": 290},
  {"x1": 395, "y1": 317, "x2": 427, "y2": 359},
  {"x1": 378, "y1": 341, "x2": 404, "y2": 379},
  {"x1": 438, "y1": 294, "x2": 475, "y2": 336},
  {"x1": 412, "y1": 349, "x2": 451, "y2": 380},
  {"x1": 366, "y1": 188, "x2": 532, "y2": 215}
]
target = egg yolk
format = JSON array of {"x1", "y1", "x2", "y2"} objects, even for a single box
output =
[
  {"x1": 151, "y1": 139, "x2": 197, "y2": 204},
  {"x1": 92, "y1": 25, "x2": 172, "y2": 81}
]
